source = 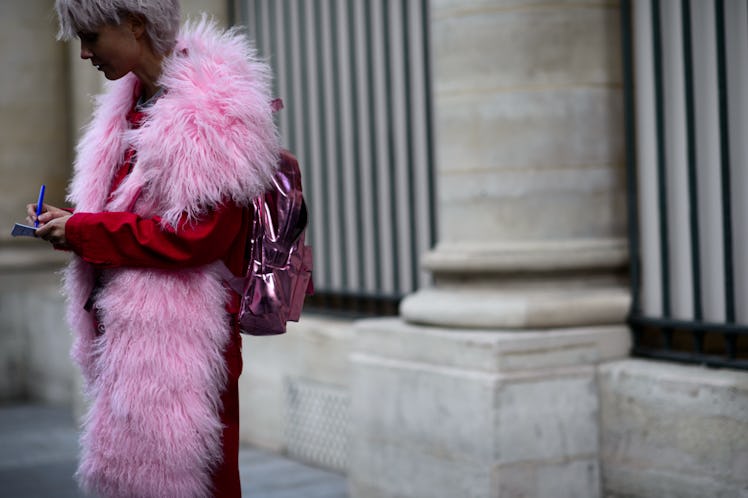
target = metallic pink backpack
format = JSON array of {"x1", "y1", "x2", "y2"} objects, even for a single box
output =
[{"x1": 220, "y1": 150, "x2": 313, "y2": 335}]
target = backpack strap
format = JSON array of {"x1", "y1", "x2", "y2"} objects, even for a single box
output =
[{"x1": 216, "y1": 261, "x2": 245, "y2": 296}]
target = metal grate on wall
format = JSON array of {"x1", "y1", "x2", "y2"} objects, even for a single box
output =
[
  {"x1": 285, "y1": 377, "x2": 349, "y2": 472},
  {"x1": 622, "y1": 0, "x2": 748, "y2": 369},
  {"x1": 233, "y1": 0, "x2": 437, "y2": 315}
]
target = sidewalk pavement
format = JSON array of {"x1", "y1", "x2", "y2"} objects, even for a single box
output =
[{"x1": 0, "y1": 403, "x2": 348, "y2": 498}]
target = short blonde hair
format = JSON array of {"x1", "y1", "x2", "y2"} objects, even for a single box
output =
[{"x1": 55, "y1": 0, "x2": 181, "y2": 55}]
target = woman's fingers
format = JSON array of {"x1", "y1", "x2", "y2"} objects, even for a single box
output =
[
  {"x1": 25, "y1": 203, "x2": 65, "y2": 225},
  {"x1": 35, "y1": 215, "x2": 71, "y2": 246},
  {"x1": 26, "y1": 203, "x2": 39, "y2": 224}
]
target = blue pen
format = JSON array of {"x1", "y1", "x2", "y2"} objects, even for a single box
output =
[{"x1": 34, "y1": 185, "x2": 46, "y2": 228}]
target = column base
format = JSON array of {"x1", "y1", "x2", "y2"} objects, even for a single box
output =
[
  {"x1": 401, "y1": 285, "x2": 630, "y2": 329},
  {"x1": 402, "y1": 239, "x2": 631, "y2": 329},
  {"x1": 348, "y1": 318, "x2": 630, "y2": 498}
]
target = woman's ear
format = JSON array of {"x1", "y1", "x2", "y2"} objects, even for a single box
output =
[{"x1": 126, "y1": 13, "x2": 147, "y2": 40}]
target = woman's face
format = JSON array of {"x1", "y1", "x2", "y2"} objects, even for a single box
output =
[{"x1": 78, "y1": 20, "x2": 142, "y2": 80}]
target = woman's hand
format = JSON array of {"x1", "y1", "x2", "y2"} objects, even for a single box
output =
[
  {"x1": 26, "y1": 203, "x2": 69, "y2": 227},
  {"x1": 35, "y1": 214, "x2": 73, "y2": 248},
  {"x1": 26, "y1": 203, "x2": 72, "y2": 248}
]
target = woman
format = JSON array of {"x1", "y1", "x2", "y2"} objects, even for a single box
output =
[{"x1": 28, "y1": 1, "x2": 279, "y2": 496}]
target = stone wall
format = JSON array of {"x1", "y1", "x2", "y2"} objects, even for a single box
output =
[
  {"x1": 239, "y1": 334, "x2": 748, "y2": 498},
  {"x1": 239, "y1": 316, "x2": 353, "y2": 472},
  {"x1": 0, "y1": 2, "x2": 70, "y2": 228},
  {"x1": 599, "y1": 359, "x2": 748, "y2": 498},
  {"x1": 0, "y1": 0, "x2": 74, "y2": 403},
  {"x1": 0, "y1": 264, "x2": 73, "y2": 403}
]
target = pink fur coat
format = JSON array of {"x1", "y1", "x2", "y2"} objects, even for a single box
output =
[{"x1": 63, "y1": 20, "x2": 279, "y2": 498}]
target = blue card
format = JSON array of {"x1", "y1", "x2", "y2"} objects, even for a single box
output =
[{"x1": 11, "y1": 223, "x2": 37, "y2": 237}]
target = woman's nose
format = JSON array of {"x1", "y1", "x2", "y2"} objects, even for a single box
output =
[{"x1": 80, "y1": 45, "x2": 93, "y2": 60}]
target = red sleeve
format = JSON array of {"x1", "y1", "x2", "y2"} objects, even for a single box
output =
[{"x1": 65, "y1": 204, "x2": 245, "y2": 270}]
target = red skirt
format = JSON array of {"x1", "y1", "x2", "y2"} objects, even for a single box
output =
[{"x1": 210, "y1": 325, "x2": 243, "y2": 497}]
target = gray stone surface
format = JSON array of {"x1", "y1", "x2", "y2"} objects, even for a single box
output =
[
  {"x1": 0, "y1": 263, "x2": 72, "y2": 404},
  {"x1": 349, "y1": 319, "x2": 629, "y2": 498},
  {"x1": 239, "y1": 316, "x2": 353, "y2": 455},
  {"x1": 599, "y1": 359, "x2": 748, "y2": 498},
  {"x1": 429, "y1": 0, "x2": 625, "y2": 248},
  {"x1": 0, "y1": 403, "x2": 348, "y2": 498},
  {"x1": 0, "y1": 1, "x2": 70, "y2": 239}
]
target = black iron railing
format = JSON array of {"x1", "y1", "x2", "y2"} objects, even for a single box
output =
[
  {"x1": 621, "y1": 0, "x2": 748, "y2": 369},
  {"x1": 234, "y1": 0, "x2": 437, "y2": 316}
]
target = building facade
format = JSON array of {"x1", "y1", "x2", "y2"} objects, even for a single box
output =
[{"x1": 0, "y1": 1, "x2": 745, "y2": 497}]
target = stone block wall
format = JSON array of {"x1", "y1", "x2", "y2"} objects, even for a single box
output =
[
  {"x1": 238, "y1": 322, "x2": 748, "y2": 498},
  {"x1": 239, "y1": 315, "x2": 353, "y2": 472},
  {"x1": 599, "y1": 359, "x2": 748, "y2": 498},
  {"x1": 0, "y1": 251, "x2": 72, "y2": 403}
]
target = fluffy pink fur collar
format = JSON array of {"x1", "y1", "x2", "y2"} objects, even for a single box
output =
[
  {"x1": 65, "y1": 19, "x2": 279, "y2": 498},
  {"x1": 68, "y1": 18, "x2": 279, "y2": 227}
]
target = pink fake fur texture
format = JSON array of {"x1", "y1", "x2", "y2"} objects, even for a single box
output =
[{"x1": 65, "y1": 19, "x2": 279, "y2": 498}]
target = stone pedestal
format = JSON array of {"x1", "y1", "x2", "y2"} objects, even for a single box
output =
[
  {"x1": 349, "y1": 320, "x2": 630, "y2": 498},
  {"x1": 349, "y1": 2, "x2": 626, "y2": 497}
]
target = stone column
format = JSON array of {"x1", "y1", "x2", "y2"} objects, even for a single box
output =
[
  {"x1": 349, "y1": 2, "x2": 631, "y2": 497},
  {"x1": 402, "y1": 0, "x2": 629, "y2": 329},
  {"x1": 0, "y1": 2, "x2": 71, "y2": 234},
  {"x1": 0, "y1": 1, "x2": 75, "y2": 403}
]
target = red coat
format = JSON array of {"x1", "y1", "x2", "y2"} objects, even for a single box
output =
[
  {"x1": 63, "y1": 19, "x2": 279, "y2": 498},
  {"x1": 64, "y1": 101, "x2": 248, "y2": 497}
]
